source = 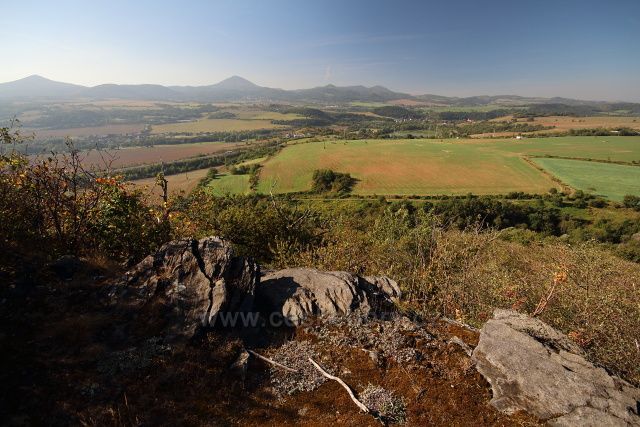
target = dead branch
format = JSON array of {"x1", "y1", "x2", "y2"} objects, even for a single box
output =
[
  {"x1": 308, "y1": 357, "x2": 369, "y2": 413},
  {"x1": 247, "y1": 349, "x2": 299, "y2": 373}
]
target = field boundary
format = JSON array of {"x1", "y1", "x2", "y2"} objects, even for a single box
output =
[{"x1": 521, "y1": 156, "x2": 573, "y2": 194}]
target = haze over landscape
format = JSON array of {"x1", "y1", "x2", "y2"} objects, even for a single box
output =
[
  {"x1": 2, "y1": 1, "x2": 640, "y2": 426},
  {"x1": 3, "y1": 0, "x2": 640, "y2": 101}
]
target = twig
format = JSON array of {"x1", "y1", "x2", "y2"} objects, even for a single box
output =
[
  {"x1": 247, "y1": 349, "x2": 299, "y2": 373},
  {"x1": 308, "y1": 357, "x2": 369, "y2": 413}
]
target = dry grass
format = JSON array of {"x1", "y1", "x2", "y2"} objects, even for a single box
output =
[
  {"x1": 274, "y1": 214, "x2": 640, "y2": 386},
  {"x1": 130, "y1": 167, "x2": 211, "y2": 200}
]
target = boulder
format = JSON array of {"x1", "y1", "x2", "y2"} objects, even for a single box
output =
[
  {"x1": 107, "y1": 237, "x2": 259, "y2": 340},
  {"x1": 472, "y1": 309, "x2": 640, "y2": 426},
  {"x1": 256, "y1": 268, "x2": 400, "y2": 326}
]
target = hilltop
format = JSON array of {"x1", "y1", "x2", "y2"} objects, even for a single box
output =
[{"x1": 1, "y1": 74, "x2": 636, "y2": 106}]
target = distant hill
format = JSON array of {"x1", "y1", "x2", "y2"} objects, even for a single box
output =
[
  {"x1": 82, "y1": 84, "x2": 181, "y2": 100},
  {"x1": 290, "y1": 84, "x2": 411, "y2": 103},
  {"x1": 0, "y1": 74, "x2": 633, "y2": 107},
  {"x1": 0, "y1": 75, "x2": 84, "y2": 99}
]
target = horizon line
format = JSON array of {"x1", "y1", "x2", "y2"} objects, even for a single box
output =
[{"x1": 1, "y1": 74, "x2": 635, "y2": 104}]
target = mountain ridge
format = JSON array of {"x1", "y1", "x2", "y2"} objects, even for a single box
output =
[{"x1": 0, "y1": 74, "x2": 631, "y2": 105}]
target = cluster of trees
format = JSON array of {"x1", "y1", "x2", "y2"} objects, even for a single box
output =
[
  {"x1": 372, "y1": 106, "x2": 423, "y2": 120},
  {"x1": 435, "y1": 109, "x2": 510, "y2": 121},
  {"x1": 521, "y1": 103, "x2": 640, "y2": 117},
  {"x1": 121, "y1": 141, "x2": 281, "y2": 181},
  {"x1": 229, "y1": 163, "x2": 260, "y2": 175},
  {"x1": 425, "y1": 195, "x2": 563, "y2": 234},
  {"x1": 311, "y1": 169, "x2": 356, "y2": 194},
  {"x1": 455, "y1": 121, "x2": 549, "y2": 136},
  {"x1": 568, "y1": 128, "x2": 640, "y2": 136}
]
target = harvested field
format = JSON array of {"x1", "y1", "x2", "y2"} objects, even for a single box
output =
[
  {"x1": 130, "y1": 167, "x2": 211, "y2": 199},
  {"x1": 258, "y1": 138, "x2": 559, "y2": 195},
  {"x1": 78, "y1": 141, "x2": 240, "y2": 169}
]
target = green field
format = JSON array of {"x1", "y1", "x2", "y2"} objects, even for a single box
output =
[
  {"x1": 206, "y1": 174, "x2": 251, "y2": 196},
  {"x1": 256, "y1": 136, "x2": 640, "y2": 196},
  {"x1": 257, "y1": 139, "x2": 560, "y2": 195},
  {"x1": 532, "y1": 158, "x2": 640, "y2": 201},
  {"x1": 495, "y1": 136, "x2": 640, "y2": 163}
]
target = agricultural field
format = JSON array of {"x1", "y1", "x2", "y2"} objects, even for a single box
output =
[
  {"x1": 131, "y1": 167, "x2": 210, "y2": 200},
  {"x1": 494, "y1": 136, "x2": 640, "y2": 163},
  {"x1": 257, "y1": 138, "x2": 560, "y2": 195},
  {"x1": 205, "y1": 174, "x2": 251, "y2": 196},
  {"x1": 27, "y1": 123, "x2": 146, "y2": 138},
  {"x1": 234, "y1": 111, "x2": 303, "y2": 121},
  {"x1": 78, "y1": 141, "x2": 240, "y2": 168},
  {"x1": 492, "y1": 115, "x2": 640, "y2": 132},
  {"x1": 532, "y1": 158, "x2": 640, "y2": 201},
  {"x1": 150, "y1": 118, "x2": 283, "y2": 134},
  {"x1": 150, "y1": 117, "x2": 285, "y2": 134},
  {"x1": 256, "y1": 136, "x2": 640, "y2": 197}
]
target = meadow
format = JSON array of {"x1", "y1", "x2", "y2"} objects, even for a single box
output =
[
  {"x1": 494, "y1": 136, "x2": 640, "y2": 162},
  {"x1": 205, "y1": 174, "x2": 251, "y2": 196},
  {"x1": 257, "y1": 136, "x2": 640, "y2": 197},
  {"x1": 532, "y1": 158, "x2": 640, "y2": 201},
  {"x1": 258, "y1": 138, "x2": 559, "y2": 195}
]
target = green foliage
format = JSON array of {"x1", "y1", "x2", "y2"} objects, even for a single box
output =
[
  {"x1": 174, "y1": 193, "x2": 322, "y2": 262},
  {"x1": 372, "y1": 106, "x2": 422, "y2": 120},
  {"x1": 623, "y1": 195, "x2": 640, "y2": 211},
  {"x1": 311, "y1": 169, "x2": 356, "y2": 194},
  {"x1": 121, "y1": 141, "x2": 280, "y2": 180},
  {"x1": 0, "y1": 130, "x2": 169, "y2": 260}
]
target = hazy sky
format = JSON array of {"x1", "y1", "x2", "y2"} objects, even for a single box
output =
[{"x1": 3, "y1": 0, "x2": 640, "y2": 101}]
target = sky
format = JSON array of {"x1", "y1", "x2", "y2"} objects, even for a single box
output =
[{"x1": 2, "y1": 0, "x2": 640, "y2": 101}]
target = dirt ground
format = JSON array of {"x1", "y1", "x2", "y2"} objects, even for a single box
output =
[{"x1": 0, "y1": 253, "x2": 539, "y2": 426}]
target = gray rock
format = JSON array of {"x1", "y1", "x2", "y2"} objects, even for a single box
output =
[
  {"x1": 108, "y1": 237, "x2": 258, "y2": 339},
  {"x1": 256, "y1": 268, "x2": 400, "y2": 326},
  {"x1": 472, "y1": 309, "x2": 640, "y2": 426}
]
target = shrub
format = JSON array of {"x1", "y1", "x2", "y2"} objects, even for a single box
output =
[
  {"x1": 0, "y1": 128, "x2": 169, "y2": 261},
  {"x1": 623, "y1": 195, "x2": 640, "y2": 211},
  {"x1": 311, "y1": 169, "x2": 355, "y2": 194}
]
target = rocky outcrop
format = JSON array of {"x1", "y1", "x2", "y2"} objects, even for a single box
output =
[
  {"x1": 256, "y1": 268, "x2": 401, "y2": 326},
  {"x1": 107, "y1": 237, "x2": 259, "y2": 339},
  {"x1": 107, "y1": 240, "x2": 401, "y2": 337},
  {"x1": 472, "y1": 309, "x2": 640, "y2": 426}
]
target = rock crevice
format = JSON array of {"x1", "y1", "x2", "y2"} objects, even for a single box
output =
[{"x1": 472, "y1": 309, "x2": 640, "y2": 426}]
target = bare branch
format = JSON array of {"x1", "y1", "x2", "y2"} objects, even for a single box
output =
[
  {"x1": 247, "y1": 350, "x2": 299, "y2": 373},
  {"x1": 308, "y1": 357, "x2": 369, "y2": 413}
]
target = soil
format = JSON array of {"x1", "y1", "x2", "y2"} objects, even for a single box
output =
[{"x1": 0, "y1": 255, "x2": 540, "y2": 426}]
